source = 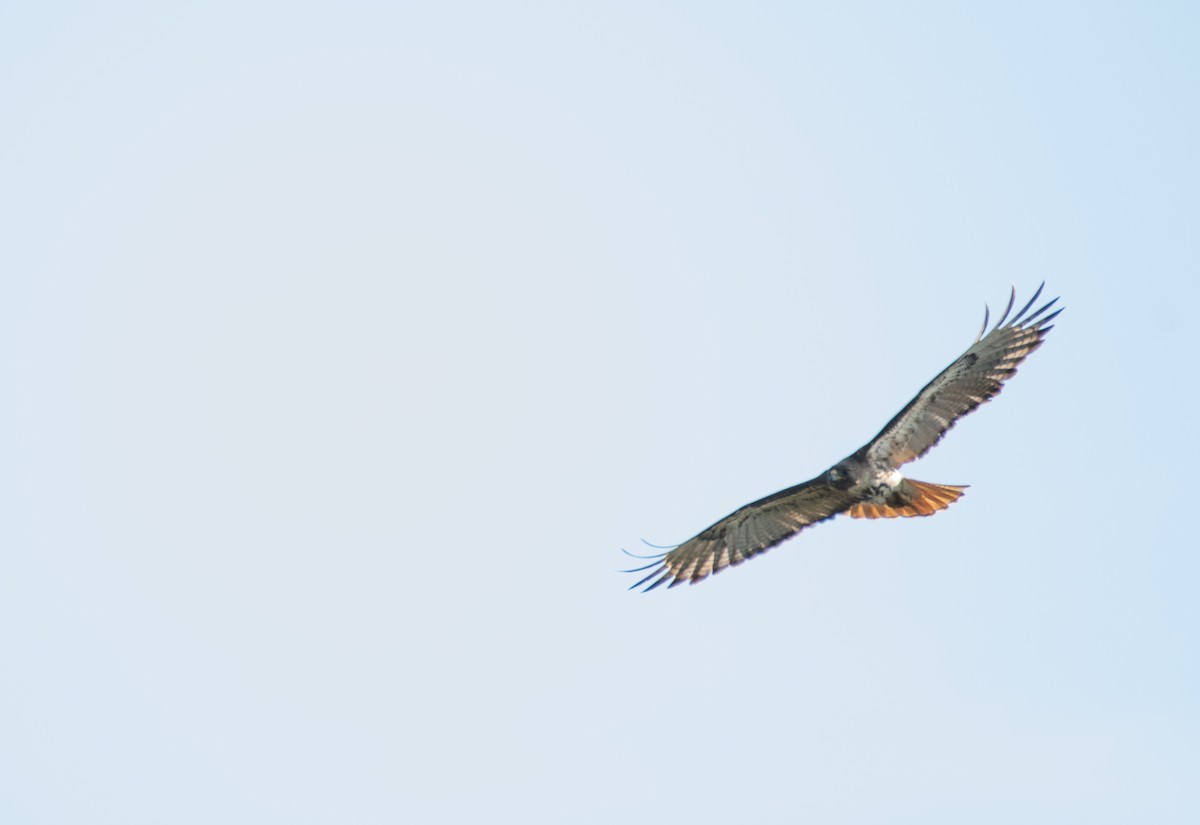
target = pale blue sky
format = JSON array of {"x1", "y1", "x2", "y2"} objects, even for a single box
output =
[{"x1": 2, "y1": 2, "x2": 1198, "y2": 823}]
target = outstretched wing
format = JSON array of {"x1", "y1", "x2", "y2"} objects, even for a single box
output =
[
  {"x1": 864, "y1": 284, "x2": 1062, "y2": 468},
  {"x1": 625, "y1": 478, "x2": 856, "y2": 591}
]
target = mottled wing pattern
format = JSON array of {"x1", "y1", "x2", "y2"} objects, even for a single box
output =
[
  {"x1": 864, "y1": 284, "x2": 1062, "y2": 469},
  {"x1": 624, "y1": 478, "x2": 856, "y2": 591}
]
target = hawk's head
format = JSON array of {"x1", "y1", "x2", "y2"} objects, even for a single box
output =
[{"x1": 827, "y1": 463, "x2": 855, "y2": 491}]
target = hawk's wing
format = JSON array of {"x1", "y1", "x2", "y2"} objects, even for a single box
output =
[
  {"x1": 625, "y1": 478, "x2": 856, "y2": 591},
  {"x1": 863, "y1": 284, "x2": 1061, "y2": 469}
]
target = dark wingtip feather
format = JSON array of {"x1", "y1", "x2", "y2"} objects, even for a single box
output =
[
  {"x1": 1025, "y1": 298, "x2": 1061, "y2": 326},
  {"x1": 1038, "y1": 307, "x2": 1064, "y2": 327},
  {"x1": 976, "y1": 303, "x2": 990, "y2": 342},
  {"x1": 641, "y1": 571, "x2": 673, "y2": 592},
  {"x1": 629, "y1": 565, "x2": 669, "y2": 591},
  {"x1": 639, "y1": 538, "x2": 679, "y2": 550},
  {"x1": 1009, "y1": 282, "x2": 1046, "y2": 325},
  {"x1": 621, "y1": 546, "x2": 668, "y2": 561},
  {"x1": 620, "y1": 560, "x2": 664, "y2": 574},
  {"x1": 993, "y1": 285, "x2": 1017, "y2": 331}
]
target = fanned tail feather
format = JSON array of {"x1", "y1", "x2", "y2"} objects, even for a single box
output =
[{"x1": 846, "y1": 479, "x2": 967, "y2": 519}]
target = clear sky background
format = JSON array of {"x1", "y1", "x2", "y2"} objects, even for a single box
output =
[{"x1": 2, "y1": 2, "x2": 1197, "y2": 823}]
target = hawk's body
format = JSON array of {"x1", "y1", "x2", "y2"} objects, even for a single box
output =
[{"x1": 626, "y1": 285, "x2": 1062, "y2": 591}]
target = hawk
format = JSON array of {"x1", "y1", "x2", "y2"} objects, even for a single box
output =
[{"x1": 625, "y1": 284, "x2": 1062, "y2": 591}]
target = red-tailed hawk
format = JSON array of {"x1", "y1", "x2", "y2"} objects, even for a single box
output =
[{"x1": 625, "y1": 285, "x2": 1062, "y2": 591}]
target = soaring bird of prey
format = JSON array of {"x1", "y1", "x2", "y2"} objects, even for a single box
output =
[{"x1": 625, "y1": 284, "x2": 1062, "y2": 592}]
